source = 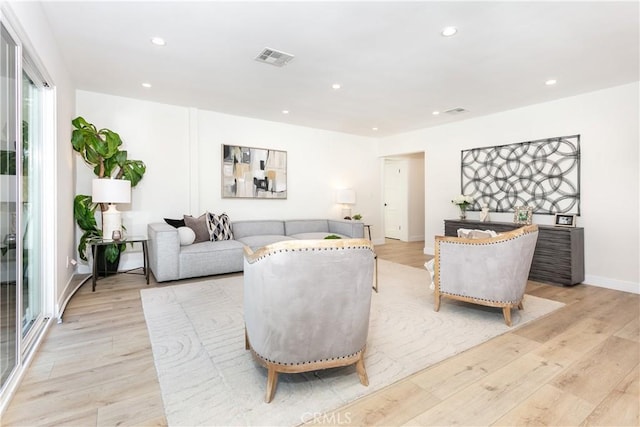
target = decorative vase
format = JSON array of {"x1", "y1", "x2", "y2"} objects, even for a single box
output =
[{"x1": 459, "y1": 206, "x2": 467, "y2": 220}]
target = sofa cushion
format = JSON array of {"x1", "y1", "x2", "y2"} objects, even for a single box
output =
[
  {"x1": 232, "y1": 220, "x2": 285, "y2": 239},
  {"x1": 290, "y1": 232, "x2": 349, "y2": 240},
  {"x1": 236, "y1": 235, "x2": 295, "y2": 250},
  {"x1": 179, "y1": 240, "x2": 245, "y2": 279},
  {"x1": 284, "y1": 219, "x2": 328, "y2": 236}
]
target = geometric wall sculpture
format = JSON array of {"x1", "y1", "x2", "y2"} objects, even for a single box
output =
[{"x1": 461, "y1": 135, "x2": 580, "y2": 215}]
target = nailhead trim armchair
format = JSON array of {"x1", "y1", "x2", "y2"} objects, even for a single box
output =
[
  {"x1": 243, "y1": 238, "x2": 376, "y2": 403},
  {"x1": 434, "y1": 224, "x2": 539, "y2": 326}
]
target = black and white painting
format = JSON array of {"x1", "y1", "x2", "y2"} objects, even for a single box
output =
[{"x1": 222, "y1": 145, "x2": 287, "y2": 199}]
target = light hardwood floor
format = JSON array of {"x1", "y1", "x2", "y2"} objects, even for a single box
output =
[{"x1": 1, "y1": 239, "x2": 638, "y2": 426}]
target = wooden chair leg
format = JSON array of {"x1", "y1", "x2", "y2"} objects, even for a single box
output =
[
  {"x1": 517, "y1": 301, "x2": 524, "y2": 310},
  {"x1": 265, "y1": 367, "x2": 278, "y2": 403},
  {"x1": 502, "y1": 307, "x2": 512, "y2": 327},
  {"x1": 434, "y1": 293, "x2": 441, "y2": 312},
  {"x1": 355, "y1": 353, "x2": 369, "y2": 386}
]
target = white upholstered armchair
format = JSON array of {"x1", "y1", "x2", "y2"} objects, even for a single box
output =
[
  {"x1": 243, "y1": 238, "x2": 376, "y2": 403},
  {"x1": 434, "y1": 225, "x2": 539, "y2": 326}
]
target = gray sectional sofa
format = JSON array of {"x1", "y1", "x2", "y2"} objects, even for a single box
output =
[{"x1": 147, "y1": 219, "x2": 365, "y2": 282}]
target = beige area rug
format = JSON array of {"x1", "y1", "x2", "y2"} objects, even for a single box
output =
[{"x1": 141, "y1": 259, "x2": 564, "y2": 427}]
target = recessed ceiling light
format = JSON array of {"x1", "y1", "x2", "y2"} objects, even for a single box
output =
[
  {"x1": 545, "y1": 79, "x2": 557, "y2": 86},
  {"x1": 441, "y1": 26, "x2": 457, "y2": 37},
  {"x1": 282, "y1": 110, "x2": 289, "y2": 115},
  {"x1": 151, "y1": 37, "x2": 166, "y2": 46},
  {"x1": 432, "y1": 111, "x2": 440, "y2": 116},
  {"x1": 141, "y1": 83, "x2": 152, "y2": 88},
  {"x1": 332, "y1": 83, "x2": 341, "y2": 90},
  {"x1": 372, "y1": 127, "x2": 378, "y2": 131}
]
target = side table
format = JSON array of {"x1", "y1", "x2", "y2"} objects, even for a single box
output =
[
  {"x1": 363, "y1": 224, "x2": 372, "y2": 240},
  {"x1": 363, "y1": 224, "x2": 378, "y2": 293},
  {"x1": 89, "y1": 236, "x2": 149, "y2": 291}
]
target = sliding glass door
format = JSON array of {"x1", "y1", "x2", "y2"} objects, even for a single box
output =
[
  {"x1": 21, "y1": 68, "x2": 43, "y2": 340},
  {"x1": 0, "y1": 22, "x2": 18, "y2": 388},
  {"x1": 0, "y1": 19, "x2": 46, "y2": 394}
]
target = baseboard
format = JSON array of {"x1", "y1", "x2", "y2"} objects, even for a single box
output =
[
  {"x1": 56, "y1": 273, "x2": 91, "y2": 322},
  {"x1": 583, "y1": 275, "x2": 639, "y2": 294},
  {"x1": 408, "y1": 234, "x2": 424, "y2": 242},
  {"x1": 424, "y1": 246, "x2": 434, "y2": 256}
]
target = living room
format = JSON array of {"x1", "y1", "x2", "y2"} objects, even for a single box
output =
[{"x1": 0, "y1": 1, "x2": 638, "y2": 425}]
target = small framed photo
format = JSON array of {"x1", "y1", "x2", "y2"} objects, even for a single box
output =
[
  {"x1": 554, "y1": 213, "x2": 576, "y2": 227},
  {"x1": 513, "y1": 206, "x2": 533, "y2": 225}
]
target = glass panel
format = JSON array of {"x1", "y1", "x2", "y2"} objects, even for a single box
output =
[
  {"x1": 0, "y1": 23, "x2": 18, "y2": 387},
  {"x1": 21, "y1": 71, "x2": 42, "y2": 336}
]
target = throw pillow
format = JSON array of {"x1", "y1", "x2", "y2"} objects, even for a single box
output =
[
  {"x1": 208, "y1": 212, "x2": 234, "y2": 241},
  {"x1": 183, "y1": 213, "x2": 210, "y2": 243},
  {"x1": 177, "y1": 226, "x2": 196, "y2": 246},
  {"x1": 164, "y1": 217, "x2": 186, "y2": 228},
  {"x1": 457, "y1": 228, "x2": 497, "y2": 239}
]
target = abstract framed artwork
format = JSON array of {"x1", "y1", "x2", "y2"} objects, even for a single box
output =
[
  {"x1": 461, "y1": 135, "x2": 580, "y2": 215},
  {"x1": 221, "y1": 145, "x2": 287, "y2": 199}
]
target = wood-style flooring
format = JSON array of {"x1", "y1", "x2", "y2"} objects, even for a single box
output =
[{"x1": 1, "y1": 238, "x2": 638, "y2": 426}]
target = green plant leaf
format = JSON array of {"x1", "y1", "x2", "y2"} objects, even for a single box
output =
[
  {"x1": 120, "y1": 160, "x2": 146, "y2": 187},
  {"x1": 104, "y1": 243, "x2": 120, "y2": 263},
  {"x1": 78, "y1": 228, "x2": 101, "y2": 262},
  {"x1": 74, "y1": 195, "x2": 99, "y2": 231}
]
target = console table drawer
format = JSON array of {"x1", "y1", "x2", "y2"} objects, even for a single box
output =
[{"x1": 444, "y1": 219, "x2": 584, "y2": 286}]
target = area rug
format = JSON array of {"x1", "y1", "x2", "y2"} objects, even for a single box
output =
[{"x1": 141, "y1": 259, "x2": 564, "y2": 427}]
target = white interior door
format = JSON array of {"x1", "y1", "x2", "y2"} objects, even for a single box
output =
[{"x1": 384, "y1": 159, "x2": 405, "y2": 239}]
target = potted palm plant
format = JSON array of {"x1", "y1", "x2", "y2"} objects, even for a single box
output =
[{"x1": 71, "y1": 117, "x2": 146, "y2": 271}]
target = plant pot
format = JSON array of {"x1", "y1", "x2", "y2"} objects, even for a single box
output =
[{"x1": 95, "y1": 245, "x2": 121, "y2": 277}]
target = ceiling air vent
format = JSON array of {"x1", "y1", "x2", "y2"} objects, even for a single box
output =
[
  {"x1": 444, "y1": 107, "x2": 468, "y2": 115},
  {"x1": 254, "y1": 48, "x2": 295, "y2": 67}
]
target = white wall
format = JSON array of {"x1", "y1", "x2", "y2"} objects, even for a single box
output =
[
  {"x1": 75, "y1": 91, "x2": 382, "y2": 270},
  {"x1": 377, "y1": 82, "x2": 639, "y2": 293}
]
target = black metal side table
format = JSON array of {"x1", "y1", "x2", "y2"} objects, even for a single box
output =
[{"x1": 88, "y1": 236, "x2": 149, "y2": 291}]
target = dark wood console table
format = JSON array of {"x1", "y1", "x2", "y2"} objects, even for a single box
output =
[{"x1": 444, "y1": 219, "x2": 584, "y2": 286}]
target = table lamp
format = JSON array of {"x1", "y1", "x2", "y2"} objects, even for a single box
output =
[
  {"x1": 92, "y1": 178, "x2": 131, "y2": 240},
  {"x1": 336, "y1": 189, "x2": 356, "y2": 218}
]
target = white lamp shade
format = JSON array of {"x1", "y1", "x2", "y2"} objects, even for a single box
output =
[
  {"x1": 92, "y1": 178, "x2": 131, "y2": 204},
  {"x1": 336, "y1": 189, "x2": 356, "y2": 205}
]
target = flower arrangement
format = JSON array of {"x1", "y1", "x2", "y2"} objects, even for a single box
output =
[{"x1": 451, "y1": 194, "x2": 473, "y2": 219}]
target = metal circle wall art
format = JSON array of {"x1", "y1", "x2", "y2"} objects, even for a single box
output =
[{"x1": 461, "y1": 135, "x2": 580, "y2": 215}]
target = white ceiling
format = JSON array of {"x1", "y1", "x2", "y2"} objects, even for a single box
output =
[{"x1": 40, "y1": 1, "x2": 639, "y2": 137}]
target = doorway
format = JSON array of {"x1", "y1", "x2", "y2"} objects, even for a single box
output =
[{"x1": 382, "y1": 153, "x2": 425, "y2": 242}]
